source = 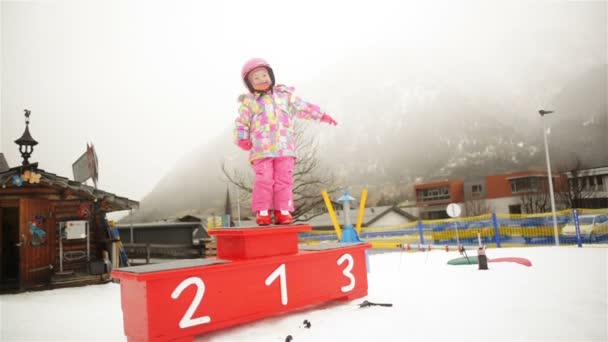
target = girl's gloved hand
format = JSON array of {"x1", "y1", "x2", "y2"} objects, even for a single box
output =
[
  {"x1": 237, "y1": 139, "x2": 253, "y2": 151},
  {"x1": 320, "y1": 114, "x2": 337, "y2": 126}
]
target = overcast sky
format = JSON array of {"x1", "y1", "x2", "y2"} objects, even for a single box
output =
[{"x1": 1, "y1": 0, "x2": 606, "y2": 211}]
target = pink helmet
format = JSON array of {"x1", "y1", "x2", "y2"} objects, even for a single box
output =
[{"x1": 241, "y1": 58, "x2": 275, "y2": 93}]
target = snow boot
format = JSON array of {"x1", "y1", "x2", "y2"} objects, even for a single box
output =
[
  {"x1": 256, "y1": 210, "x2": 272, "y2": 226},
  {"x1": 274, "y1": 210, "x2": 293, "y2": 225}
]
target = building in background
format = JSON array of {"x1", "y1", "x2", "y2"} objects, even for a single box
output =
[
  {"x1": 414, "y1": 180, "x2": 464, "y2": 219},
  {"x1": 563, "y1": 165, "x2": 608, "y2": 209},
  {"x1": 413, "y1": 169, "x2": 591, "y2": 218}
]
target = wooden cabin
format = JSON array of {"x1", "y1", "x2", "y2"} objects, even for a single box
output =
[
  {"x1": 0, "y1": 167, "x2": 138, "y2": 292},
  {"x1": 0, "y1": 112, "x2": 138, "y2": 292}
]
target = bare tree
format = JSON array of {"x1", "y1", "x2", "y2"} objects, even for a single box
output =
[
  {"x1": 222, "y1": 121, "x2": 338, "y2": 222},
  {"x1": 556, "y1": 157, "x2": 600, "y2": 209},
  {"x1": 375, "y1": 193, "x2": 390, "y2": 206},
  {"x1": 464, "y1": 199, "x2": 492, "y2": 216},
  {"x1": 519, "y1": 191, "x2": 549, "y2": 214},
  {"x1": 516, "y1": 177, "x2": 550, "y2": 214}
]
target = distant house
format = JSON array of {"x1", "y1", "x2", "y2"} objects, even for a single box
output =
[
  {"x1": 414, "y1": 180, "x2": 464, "y2": 219},
  {"x1": 414, "y1": 170, "x2": 573, "y2": 216},
  {"x1": 0, "y1": 153, "x2": 8, "y2": 172},
  {"x1": 114, "y1": 220, "x2": 209, "y2": 261},
  {"x1": 177, "y1": 214, "x2": 207, "y2": 223},
  {"x1": 115, "y1": 221, "x2": 209, "y2": 245},
  {"x1": 563, "y1": 165, "x2": 608, "y2": 208},
  {"x1": 485, "y1": 170, "x2": 564, "y2": 214},
  {"x1": 302, "y1": 205, "x2": 418, "y2": 230},
  {"x1": 176, "y1": 214, "x2": 212, "y2": 242}
]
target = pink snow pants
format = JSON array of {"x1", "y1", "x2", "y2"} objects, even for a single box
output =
[{"x1": 251, "y1": 157, "x2": 295, "y2": 212}]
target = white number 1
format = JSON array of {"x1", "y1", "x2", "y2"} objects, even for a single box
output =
[
  {"x1": 337, "y1": 254, "x2": 355, "y2": 292},
  {"x1": 265, "y1": 263, "x2": 288, "y2": 305},
  {"x1": 171, "y1": 277, "x2": 211, "y2": 329}
]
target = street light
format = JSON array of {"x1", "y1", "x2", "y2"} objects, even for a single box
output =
[
  {"x1": 539, "y1": 109, "x2": 559, "y2": 246},
  {"x1": 14, "y1": 109, "x2": 39, "y2": 167}
]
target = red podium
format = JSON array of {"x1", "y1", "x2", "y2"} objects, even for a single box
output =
[{"x1": 112, "y1": 225, "x2": 370, "y2": 342}]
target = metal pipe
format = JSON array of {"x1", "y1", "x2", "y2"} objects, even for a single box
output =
[
  {"x1": 542, "y1": 118, "x2": 560, "y2": 246},
  {"x1": 59, "y1": 223, "x2": 63, "y2": 272},
  {"x1": 236, "y1": 186, "x2": 241, "y2": 227},
  {"x1": 86, "y1": 220, "x2": 90, "y2": 261}
]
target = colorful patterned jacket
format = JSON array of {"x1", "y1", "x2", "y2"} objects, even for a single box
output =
[{"x1": 234, "y1": 84, "x2": 324, "y2": 162}]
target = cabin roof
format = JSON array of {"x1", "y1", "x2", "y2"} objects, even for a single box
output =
[{"x1": 0, "y1": 167, "x2": 138, "y2": 212}]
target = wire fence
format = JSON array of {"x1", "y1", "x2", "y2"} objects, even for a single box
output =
[{"x1": 298, "y1": 208, "x2": 608, "y2": 249}]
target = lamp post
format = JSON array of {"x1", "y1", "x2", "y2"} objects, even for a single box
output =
[
  {"x1": 14, "y1": 109, "x2": 39, "y2": 168},
  {"x1": 337, "y1": 190, "x2": 362, "y2": 243},
  {"x1": 539, "y1": 109, "x2": 559, "y2": 246},
  {"x1": 338, "y1": 191, "x2": 355, "y2": 227}
]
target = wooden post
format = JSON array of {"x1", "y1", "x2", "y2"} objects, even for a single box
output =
[
  {"x1": 146, "y1": 244, "x2": 151, "y2": 264},
  {"x1": 322, "y1": 190, "x2": 342, "y2": 240},
  {"x1": 356, "y1": 189, "x2": 368, "y2": 233}
]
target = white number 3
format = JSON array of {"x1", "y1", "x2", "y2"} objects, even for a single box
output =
[
  {"x1": 337, "y1": 254, "x2": 355, "y2": 292},
  {"x1": 171, "y1": 277, "x2": 211, "y2": 329}
]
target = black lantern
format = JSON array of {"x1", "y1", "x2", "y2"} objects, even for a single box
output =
[{"x1": 14, "y1": 109, "x2": 38, "y2": 167}]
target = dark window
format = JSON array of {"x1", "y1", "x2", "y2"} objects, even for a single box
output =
[
  {"x1": 425, "y1": 210, "x2": 449, "y2": 220},
  {"x1": 416, "y1": 186, "x2": 450, "y2": 202},
  {"x1": 510, "y1": 177, "x2": 541, "y2": 193},
  {"x1": 509, "y1": 204, "x2": 522, "y2": 214}
]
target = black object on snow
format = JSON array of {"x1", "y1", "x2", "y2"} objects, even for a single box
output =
[
  {"x1": 358, "y1": 300, "x2": 393, "y2": 308},
  {"x1": 303, "y1": 319, "x2": 311, "y2": 328},
  {"x1": 285, "y1": 334, "x2": 293, "y2": 342},
  {"x1": 459, "y1": 244, "x2": 471, "y2": 264},
  {"x1": 478, "y1": 247, "x2": 489, "y2": 270}
]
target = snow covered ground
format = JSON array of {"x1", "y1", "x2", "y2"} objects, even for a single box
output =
[{"x1": 1, "y1": 246, "x2": 606, "y2": 341}]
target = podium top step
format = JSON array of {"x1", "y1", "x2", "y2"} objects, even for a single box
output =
[
  {"x1": 208, "y1": 224, "x2": 311, "y2": 237},
  {"x1": 299, "y1": 242, "x2": 367, "y2": 251}
]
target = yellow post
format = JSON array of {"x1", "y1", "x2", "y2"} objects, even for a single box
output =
[
  {"x1": 356, "y1": 189, "x2": 368, "y2": 233},
  {"x1": 322, "y1": 190, "x2": 342, "y2": 240}
]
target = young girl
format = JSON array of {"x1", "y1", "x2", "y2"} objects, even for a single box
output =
[{"x1": 234, "y1": 58, "x2": 337, "y2": 225}]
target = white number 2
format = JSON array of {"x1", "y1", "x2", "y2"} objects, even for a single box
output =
[
  {"x1": 265, "y1": 263, "x2": 288, "y2": 305},
  {"x1": 337, "y1": 254, "x2": 355, "y2": 292},
  {"x1": 171, "y1": 277, "x2": 211, "y2": 329}
]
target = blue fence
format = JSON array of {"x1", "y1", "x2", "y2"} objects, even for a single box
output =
[{"x1": 299, "y1": 208, "x2": 608, "y2": 248}]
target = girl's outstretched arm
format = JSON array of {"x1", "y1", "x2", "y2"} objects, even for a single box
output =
[{"x1": 276, "y1": 85, "x2": 324, "y2": 121}]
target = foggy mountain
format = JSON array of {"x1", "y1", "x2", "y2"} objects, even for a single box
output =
[
  {"x1": 545, "y1": 64, "x2": 608, "y2": 165},
  {"x1": 124, "y1": 63, "x2": 607, "y2": 223}
]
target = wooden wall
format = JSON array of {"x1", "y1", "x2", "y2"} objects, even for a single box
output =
[
  {"x1": 50, "y1": 201, "x2": 108, "y2": 274},
  {"x1": 19, "y1": 198, "x2": 54, "y2": 288},
  {"x1": 1, "y1": 186, "x2": 111, "y2": 288}
]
